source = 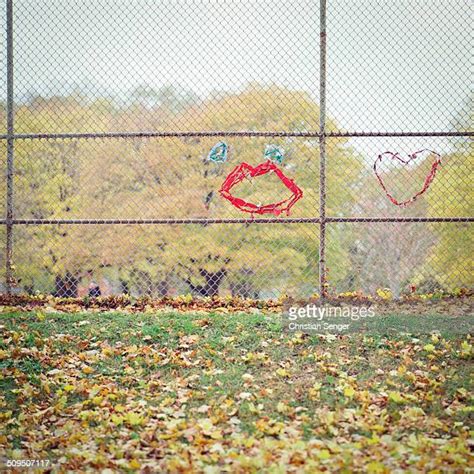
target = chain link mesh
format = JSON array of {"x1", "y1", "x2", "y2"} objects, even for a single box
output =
[{"x1": 1, "y1": 0, "x2": 472, "y2": 298}]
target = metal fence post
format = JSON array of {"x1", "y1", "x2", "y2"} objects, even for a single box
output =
[
  {"x1": 6, "y1": 0, "x2": 14, "y2": 294},
  {"x1": 319, "y1": 0, "x2": 327, "y2": 299}
]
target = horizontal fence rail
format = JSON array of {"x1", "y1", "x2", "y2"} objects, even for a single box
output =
[
  {"x1": 1, "y1": 217, "x2": 472, "y2": 225},
  {"x1": 1, "y1": 131, "x2": 473, "y2": 141}
]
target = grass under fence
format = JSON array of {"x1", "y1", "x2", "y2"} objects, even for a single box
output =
[{"x1": 0, "y1": 306, "x2": 472, "y2": 472}]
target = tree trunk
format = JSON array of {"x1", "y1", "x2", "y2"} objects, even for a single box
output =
[{"x1": 54, "y1": 271, "x2": 79, "y2": 297}]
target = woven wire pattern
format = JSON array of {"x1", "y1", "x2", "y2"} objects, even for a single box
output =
[{"x1": 1, "y1": 0, "x2": 472, "y2": 298}]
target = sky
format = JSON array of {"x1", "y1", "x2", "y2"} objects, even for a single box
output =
[{"x1": 0, "y1": 0, "x2": 472, "y2": 158}]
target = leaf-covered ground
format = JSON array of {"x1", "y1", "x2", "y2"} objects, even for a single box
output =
[{"x1": 1, "y1": 310, "x2": 473, "y2": 472}]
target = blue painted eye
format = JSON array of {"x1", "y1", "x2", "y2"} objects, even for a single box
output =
[
  {"x1": 207, "y1": 142, "x2": 228, "y2": 163},
  {"x1": 264, "y1": 144, "x2": 284, "y2": 164}
]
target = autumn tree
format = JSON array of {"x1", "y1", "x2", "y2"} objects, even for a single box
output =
[
  {"x1": 135, "y1": 85, "x2": 364, "y2": 297},
  {"x1": 11, "y1": 85, "x2": 365, "y2": 297},
  {"x1": 426, "y1": 98, "x2": 473, "y2": 289},
  {"x1": 333, "y1": 152, "x2": 445, "y2": 296}
]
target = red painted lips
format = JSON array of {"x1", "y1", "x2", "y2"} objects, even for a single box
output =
[{"x1": 220, "y1": 161, "x2": 303, "y2": 216}]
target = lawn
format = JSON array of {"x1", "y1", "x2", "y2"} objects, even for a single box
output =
[{"x1": 1, "y1": 308, "x2": 472, "y2": 472}]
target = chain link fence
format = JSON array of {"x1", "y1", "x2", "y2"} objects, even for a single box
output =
[{"x1": 1, "y1": 0, "x2": 473, "y2": 299}]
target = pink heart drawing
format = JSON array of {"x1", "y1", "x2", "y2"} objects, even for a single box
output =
[{"x1": 373, "y1": 149, "x2": 442, "y2": 207}]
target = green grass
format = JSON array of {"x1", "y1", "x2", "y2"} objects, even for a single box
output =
[{"x1": 0, "y1": 310, "x2": 472, "y2": 472}]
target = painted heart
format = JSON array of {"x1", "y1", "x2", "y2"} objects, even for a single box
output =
[
  {"x1": 373, "y1": 149, "x2": 441, "y2": 207},
  {"x1": 219, "y1": 161, "x2": 303, "y2": 216}
]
